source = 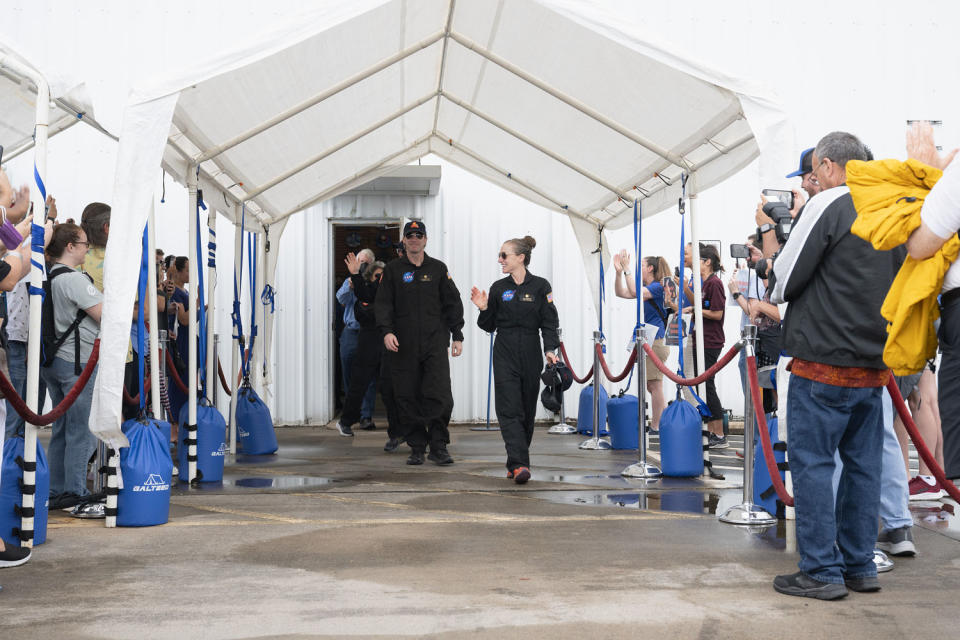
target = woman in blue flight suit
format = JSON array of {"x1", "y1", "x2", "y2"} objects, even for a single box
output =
[{"x1": 471, "y1": 236, "x2": 559, "y2": 484}]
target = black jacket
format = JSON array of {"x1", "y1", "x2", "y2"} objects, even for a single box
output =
[
  {"x1": 375, "y1": 253, "x2": 465, "y2": 352},
  {"x1": 770, "y1": 186, "x2": 905, "y2": 369},
  {"x1": 351, "y1": 273, "x2": 378, "y2": 329},
  {"x1": 477, "y1": 271, "x2": 559, "y2": 353}
]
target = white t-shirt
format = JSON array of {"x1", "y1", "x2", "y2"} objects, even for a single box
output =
[{"x1": 920, "y1": 160, "x2": 960, "y2": 292}]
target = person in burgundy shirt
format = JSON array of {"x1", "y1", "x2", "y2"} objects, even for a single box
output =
[{"x1": 692, "y1": 243, "x2": 727, "y2": 448}]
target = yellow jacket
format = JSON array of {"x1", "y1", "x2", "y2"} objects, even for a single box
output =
[{"x1": 847, "y1": 158, "x2": 959, "y2": 375}]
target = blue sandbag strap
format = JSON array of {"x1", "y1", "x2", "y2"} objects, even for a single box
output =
[{"x1": 137, "y1": 227, "x2": 149, "y2": 410}]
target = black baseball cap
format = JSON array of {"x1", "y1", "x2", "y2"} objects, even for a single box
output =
[
  {"x1": 786, "y1": 147, "x2": 814, "y2": 178},
  {"x1": 403, "y1": 220, "x2": 426, "y2": 236}
]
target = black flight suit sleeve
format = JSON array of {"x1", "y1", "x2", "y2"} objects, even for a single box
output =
[
  {"x1": 539, "y1": 278, "x2": 560, "y2": 353},
  {"x1": 476, "y1": 280, "x2": 500, "y2": 334},
  {"x1": 375, "y1": 266, "x2": 396, "y2": 338},
  {"x1": 440, "y1": 267, "x2": 465, "y2": 343}
]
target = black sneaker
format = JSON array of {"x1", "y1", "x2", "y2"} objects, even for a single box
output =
[
  {"x1": 708, "y1": 433, "x2": 728, "y2": 449},
  {"x1": 49, "y1": 492, "x2": 83, "y2": 510},
  {"x1": 407, "y1": 449, "x2": 425, "y2": 465},
  {"x1": 427, "y1": 445, "x2": 454, "y2": 465},
  {"x1": 384, "y1": 437, "x2": 402, "y2": 452},
  {"x1": 876, "y1": 526, "x2": 916, "y2": 556},
  {"x1": 773, "y1": 571, "x2": 848, "y2": 600},
  {"x1": 845, "y1": 575, "x2": 881, "y2": 592},
  {"x1": 336, "y1": 422, "x2": 354, "y2": 437},
  {"x1": 0, "y1": 544, "x2": 32, "y2": 568},
  {"x1": 359, "y1": 418, "x2": 377, "y2": 431}
]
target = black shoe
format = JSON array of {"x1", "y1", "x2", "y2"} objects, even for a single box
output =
[
  {"x1": 384, "y1": 437, "x2": 402, "y2": 452},
  {"x1": 0, "y1": 544, "x2": 32, "y2": 568},
  {"x1": 336, "y1": 421, "x2": 354, "y2": 437},
  {"x1": 845, "y1": 575, "x2": 881, "y2": 593},
  {"x1": 708, "y1": 433, "x2": 728, "y2": 449},
  {"x1": 359, "y1": 418, "x2": 377, "y2": 431},
  {"x1": 773, "y1": 571, "x2": 848, "y2": 600},
  {"x1": 427, "y1": 445, "x2": 454, "y2": 465},
  {"x1": 876, "y1": 525, "x2": 916, "y2": 556},
  {"x1": 407, "y1": 449, "x2": 425, "y2": 465},
  {"x1": 49, "y1": 492, "x2": 83, "y2": 510}
]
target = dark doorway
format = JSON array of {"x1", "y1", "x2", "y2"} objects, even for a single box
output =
[{"x1": 332, "y1": 223, "x2": 401, "y2": 416}]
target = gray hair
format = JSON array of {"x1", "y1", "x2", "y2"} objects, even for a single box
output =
[
  {"x1": 814, "y1": 131, "x2": 869, "y2": 169},
  {"x1": 364, "y1": 260, "x2": 386, "y2": 282},
  {"x1": 357, "y1": 248, "x2": 375, "y2": 262}
]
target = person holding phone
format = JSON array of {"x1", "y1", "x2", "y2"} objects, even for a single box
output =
[
  {"x1": 613, "y1": 251, "x2": 673, "y2": 431},
  {"x1": 471, "y1": 236, "x2": 558, "y2": 483}
]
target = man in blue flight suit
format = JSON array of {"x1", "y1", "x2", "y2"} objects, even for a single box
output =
[{"x1": 375, "y1": 220, "x2": 464, "y2": 465}]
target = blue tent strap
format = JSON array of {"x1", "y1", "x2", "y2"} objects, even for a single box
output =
[
  {"x1": 28, "y1": 164, "x2": 48, "y2": 296},
  {"x1": 137, "y1": 227, "x2": 149, "y2": 411},
  {"x1": 195, "y1": 189, "x2": 208, "y2": 397},
  {"x1": 261, "y1": 284, "x2": 276, "y2": 314}
]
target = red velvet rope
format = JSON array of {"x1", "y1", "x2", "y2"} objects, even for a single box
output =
[
  {"x1": 594, "y1": 343, "x2": 637, "y2": 382},
  {"x1": 122, "y1": 373, "x2": 152, "y2": 406},
  {"x1": 886, "y1": 373, "x2": 960, "y2": 503},
  {"x1": 0, "y1": 340, "x2": 101, "y2": 426},
  {"x1": 642, "y1": 341, "x2": 742, "y2": 386},
  {"x1": 747, "y1": 354, "x2": 794, "y2": 507},
  {"x1": 217, "y1": 358, "x2": 233, "y2": 397},
  {"x1": 558, "y1": 342, "x2": 594, "y2": 384},
  {"x1": 165, "y1": 350, "x2": 189, "y2": 394}
]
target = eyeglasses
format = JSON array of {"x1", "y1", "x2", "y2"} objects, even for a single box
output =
[
  {"x1": 809, "y1": 158, "x2": 826, "y2": 178},
  {"x1": 72, "y1": 241, "x2": 90, "y2": 247},
  {"x1": 499, "y1": 252, "x2": 517, "y2": 260},
  {"x1": 404, "y1": 231, "x2": 424, "y2": 239}
]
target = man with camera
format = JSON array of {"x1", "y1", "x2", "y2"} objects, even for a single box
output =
[{"x1": 766, "y1": 132, "x2": 906, "y2": 599}]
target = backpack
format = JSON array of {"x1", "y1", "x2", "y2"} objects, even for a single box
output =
[{"x1": 41, "y1": 266, "x2": 91, "y2": 374}]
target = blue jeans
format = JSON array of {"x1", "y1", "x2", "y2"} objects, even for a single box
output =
[
  {"x1": 339, "y1": 328, "x2": 375, "y2": 419},
  {"x1": 4, "y1": 340, "x2": 47, "y2": 438},
  {"x1": 787, "y1": 375, "x2": 883, "y2": 583},
  {"x1": 832, "y1": 389, "x2": 912, "y2": 531},
  {"x1": 41, "y1": 357, "x2": 98, "y2": 497}
]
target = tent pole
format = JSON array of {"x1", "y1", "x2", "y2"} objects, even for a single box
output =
[
  {"x1": 439, "y1": 91, "x2": 633, "y2": 202},
  {"x1": 147, "y1": 203, "x2": 162, "y2": 418},
  {"x1": 254, "y1": 234, "x2": 267, "y2": 395},
  {"x1": 244, "y1": 92, "x2": 436, "y2": 201},
  {"x1": 447, "y1": 31, "x2": 690, "y2": 168},
  {"x1": 205, "y1": 204, "x2": 218, "y2": 410},
  {"x1": 13, "y1": 57, "x2": 50, "y2": 549},
  {"x1": 228, "y1": 206, "x2": 242, "y2": 454},
  {"x1": 271, "y1": 136, "x2": 432, "y2": 222},
  {"x1": 187, "y1": 167, "x2": 199, "y2": 483},
  {"x1": 193, "y1": 31, "x2": 445, "y2": 164}
]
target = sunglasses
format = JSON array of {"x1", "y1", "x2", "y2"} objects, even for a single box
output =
[
  {"x1": 498, "y1": 252, "x2": 516, "y2": 260},
  {"x1": 404, "y1": 231, "x2": 424, "y2": 239}
]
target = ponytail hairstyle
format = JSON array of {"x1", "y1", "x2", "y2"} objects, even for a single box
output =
[
  {"x1": 46, "y1": 223, "x2": 84, "y2": 260},
  {"x1": 643, "y1": 256, "x2": 671, "y2": 281},
  {"x1": 699, "y1": 243, "x2": 724, "y2": 274},
  {"x1": 508, "y1": 235, "x2": 537, "y2": 266}
]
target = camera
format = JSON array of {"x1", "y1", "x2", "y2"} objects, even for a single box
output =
[
  {"x1": 761, "y1": 200, "x2": 794, "y2": 244},
  {"x1": 730, "y1": 244, "x2": 751, "y2": 260},
  {"x1": 762, "y1": 188, "x2": 794, "y2": 210},
  {"x1": 358, "y1": 262, "x2": 369, "y2": 275}
]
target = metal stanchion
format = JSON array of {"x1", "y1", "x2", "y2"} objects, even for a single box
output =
[
  {"x1": 622, "y1": 326, "x2": 661, "y2": 477},
  {"x1": 580, "y1": 331, "x2": 611, "y2": 450},
  {"x1": 471, "y1": 331, "x2": 499, "y2": 431},
  {"x1": 720, "y1": 325, "x2": 776, "y2": 526},
  {"x1": 548, "y1": 329, "x2": 576, "y2": 434}
]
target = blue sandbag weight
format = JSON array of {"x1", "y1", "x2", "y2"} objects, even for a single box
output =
[
  {"x1": 118, "y1": 417, "x2": 173, "y2": 526},
  {"x1": 607, "y1": 394, "x2": 639, "y2": 450},
  {"x1": 753, "y1": 413, "x2": 786, "y2": 519},
  {"x1": 235, "y1": 385, "x2": 277, "y2": 455},
  {"x1": 178, "y1": 399, "x2": 227, "y2": 483},
  {"x1": 0, "y1": 437, "x2": 49, "y2": 546},
  {"x1": 577, "y1": 385, "x2": 609, "y2": 436},
  {"x1": 659, "y1": 399, "x2": 703, "y2": 477}
]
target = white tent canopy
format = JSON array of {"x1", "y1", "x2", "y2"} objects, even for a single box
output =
[{"x1": 92, "y1": 0, "x2": 788, "y2": 445}]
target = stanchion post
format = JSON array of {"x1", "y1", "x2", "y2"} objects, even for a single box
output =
[
  {"x1": 212, "y1": 334, "x2": 220, "y2": 407},
  {"x1": 548, "y1": 328, "x2": 576, "y2": 434},
  {"x1": 580, "y1": 331, "x2": 611, "y2": 450},
  {"x1": 622, "y1": 327, "x2": 661, "y2": 478},
  {"x1": 470, "y1": 331, "x2": 499, "y2": 431},
  {"x1": 720, "y1": 325, "x2": 776, "y2": 526}
]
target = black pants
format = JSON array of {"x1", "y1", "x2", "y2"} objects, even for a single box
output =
[
  {"x1": 939, "y1": 297, "x2": 960, "y2": 477},
  {"x1": 341, "y1": 328, "x2": 401, "y2": 438},
  {"x1": 693, "y1": 346, "x2": 724, "y2": 424},
  {"x1": 493, "y1": 331, "x2": 542, "y2": 471},
  {"x1": 388, "y1": 346, "x2": 453, "y2": 451}
]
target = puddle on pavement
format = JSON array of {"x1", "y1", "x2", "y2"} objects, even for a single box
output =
[
  {"x1": 172, "y1": 474, "x2": 336, "y2": 492},
  {"x1": 911, "y1": 500, "x2": 960, "y2": 542}
]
